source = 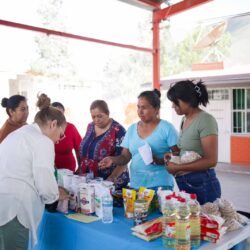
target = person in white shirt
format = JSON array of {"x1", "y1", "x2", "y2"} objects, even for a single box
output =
[{"x1": 0, "y1": 94, "x2": 67, "y2": 250}]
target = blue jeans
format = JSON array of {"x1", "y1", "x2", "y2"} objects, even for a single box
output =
[{"x1": 175, "y1": 168, "x2": 221, "y2": 205}]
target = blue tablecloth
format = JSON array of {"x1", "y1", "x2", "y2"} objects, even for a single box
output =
[
  {"x1": 30, "y1": 208, "x2": 170, "y2": 250},
  {"x1": 29, "y1": 207, "x2": 247, "y2": 250}
]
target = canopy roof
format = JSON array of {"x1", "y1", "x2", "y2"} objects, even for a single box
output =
[{"x1": 0, "y1": 0, "x2": 218, "y2": 89}]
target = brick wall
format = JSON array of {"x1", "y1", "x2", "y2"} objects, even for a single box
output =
[{"x1": 231, "y1": 136, "x2": 250, "y2": 164}]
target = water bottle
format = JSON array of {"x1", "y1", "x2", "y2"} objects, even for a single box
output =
[
  {"x1": 102, "y1": 194, "x2": 113, "y2": 224},
  {"x1": 162, "y1": 195, "x2": 176, "y2": 249},
  {"x1": 176, "y1": 198, "x2": 191, "y2": 250},
  {"x1": 189, "y1": 194, "x2": 201, "y2": 247},
  {"x1": 86, "y1": 169, "x2": 94, "y2": 182}
]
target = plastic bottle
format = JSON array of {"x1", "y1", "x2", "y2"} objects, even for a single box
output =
[
  {"x1": 102, "y1": 193, "x2": 113, "y2": 224},
  {"x1": 189, "y1": 194, "x2": 201, "y2": 247},
  {"x1": 162, "y1": 195, "x2": 176, "y2": 249},
  {"x1": 175, "y1": 198, "x2": 191, "y2": 250}
]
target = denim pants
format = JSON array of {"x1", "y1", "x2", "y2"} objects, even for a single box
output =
[{"x1": 175, "y1": 168, "x2": 221, "y2": 205}]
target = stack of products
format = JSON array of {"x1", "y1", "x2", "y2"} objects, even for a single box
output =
[
  {"x1": 200, "y1": 214, "x2": 226, "y2": 243},
  {"x1": 123, "y1": 187, "x2": 154, "y2": 219},
  {"x1": 158, "y1": 191, "x2": 202, "y2": 248},
  {"x1": 201, "y1": 199, "x2": 249, "y2": 234},
  {"x1": 55, "y1": 168, "x2": 116, "y2": 221},
  {"x1": 131, "y1": 217, "x2": 163, "y2": 241}
]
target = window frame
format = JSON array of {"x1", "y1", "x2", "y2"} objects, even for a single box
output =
[{"x1": 232, "y1": 87, "x2": 250, "y2": 135}]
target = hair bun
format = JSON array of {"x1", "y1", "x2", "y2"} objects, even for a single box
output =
[
  {"x1": 1, "y1": 98, "x2": 9, "y2": 108},
  {"x1": 36, "y1": 93, "x2": 51, "y2": 110},
  {"x1": 153, "y1": 88, "x2": 161, "y2": 98}
]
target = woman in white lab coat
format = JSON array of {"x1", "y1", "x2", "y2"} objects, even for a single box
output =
[{"x1": 0, "y1": 94, "x2": 67, "y2": 250}]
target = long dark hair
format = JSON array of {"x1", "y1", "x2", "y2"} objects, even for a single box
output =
[
  {"x1": 167, "y1": 80, "x2": 209, "y2": 107},
  {"x1": 1, "y1": 95, "x2": 26, "y2": 117}
]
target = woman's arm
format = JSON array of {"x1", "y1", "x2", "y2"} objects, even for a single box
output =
[
  {"x1": 153, "y1": 144, "x2": 179, "y2": 165},
  {"x1": 99, "y1": 148, "x2": 131, "y2": 169},
  {"x1": 106, "y1": 165, "x2": 127, "y2": 182},
  {"x1": 166, "y1": 135, "x2": 218, "y2": 175}
]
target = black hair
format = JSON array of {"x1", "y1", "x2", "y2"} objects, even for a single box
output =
[
  {"x1": 138, "y1": 89, "x2": 161, "y2": 109},
  {"x1": 52, "y1": 102, "x2": 65, "y2": 112},
  {"x1": 167, "y1": 80, "x2": 209, "y2": 107},
  {"x1": 90, "y1": 100, "x2": 109, "y2": 115},
  {"x1": 1, "y1": 95, "x2": 26, "y2": 116}
]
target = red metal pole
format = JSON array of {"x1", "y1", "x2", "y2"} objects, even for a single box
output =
[
  {"x1": 152, "y1": 12, "x2": 160, "y2": 90},
  {"x1": 0, "y1": 19, "x2": 153, "y2": 53},
  {"x1": 151, "y1": 0, "x2": 213, "y2": 90}
]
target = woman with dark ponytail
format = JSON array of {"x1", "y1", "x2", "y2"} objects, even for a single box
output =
[
  {"x1": 0, "y1": 95, "x2": 29, "y2": 143},
  {"x1": 166, "y1": 79, "x2": 221, "y2": 205},
  {"x1": 0, "y1": 94, "x2": 67, "y2": 249},
  {"x1": 100, "y1": 89, "x2": 179, "y2": 191}
]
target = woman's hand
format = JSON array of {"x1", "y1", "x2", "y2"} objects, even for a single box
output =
[
  {"x1": 163, "y1": 152, "x2": 172, "y2": 164},
  {"x1": 165, "y1": 162, "x2": 179, "y2": 175},
  {"x1": 106, "y1": 175, "x2": 116, "y2": 183},
  {"x1": 58, "y1": 187, "x2": 70, "y2": 200},
  {"x1": 152, "y1": 155, "x2": 164, "y2": 165},
  {"x1": 99, "y1": 157, "x2": 113, "y2": 169}
]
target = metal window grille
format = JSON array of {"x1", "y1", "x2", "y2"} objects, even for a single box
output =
[
  {"x1": 232, "y1": 88, "x2": 250, "y2": 134},
  {"x1": 208, "y1": 89, "x2": 229, "y2": 100}
]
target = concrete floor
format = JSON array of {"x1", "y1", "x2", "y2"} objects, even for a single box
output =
[{"x1": 216, "y1": 162, "x2": 250, "y2": 213}]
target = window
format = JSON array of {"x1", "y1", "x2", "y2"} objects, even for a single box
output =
[
  {"x1": 232, "y1": 88, "x2": 250, "y2": 133},
  {"x1": 208, "y1": 89, "x2": 229, "y2": 100}
]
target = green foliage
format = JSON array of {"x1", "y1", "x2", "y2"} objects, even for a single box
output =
[{"x1": 161, "y1": 23, "x2": 232, "y2": 77}]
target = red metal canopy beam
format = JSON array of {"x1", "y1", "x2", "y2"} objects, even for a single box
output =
[
  {"x1": 0, "y1": 19, "x2": 153, "y2": 53},
  {"x1": 154, "y1": 0, "x2": 213, "y2": 22}
]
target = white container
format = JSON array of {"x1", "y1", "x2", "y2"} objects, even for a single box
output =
[
  {"x1": 102, "y1": 180, "x2": 115, "y2": 193},
  {"x1": 93, "y1": 183, "x2": 104, "y2": 218},
  {"x1": 79, "y1": 183, "x2": 95, "y2": 215},
  {"x1": 62, "y1": 174, "x2": 73, "y2": 190}
]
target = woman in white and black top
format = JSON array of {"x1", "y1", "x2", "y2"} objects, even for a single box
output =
[{"x1": 0, "y1": 94, "x2": 67, "y2": 250}]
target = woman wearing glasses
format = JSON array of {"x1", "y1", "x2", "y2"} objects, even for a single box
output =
[
  {"x1": 0, "y1": 95, "x2": 29, "y2": 143},
  {"x1": 51, "y1": 101, "x2": 82, "y2": 173},
  {"x1": 0, "y1": 94, "x2": 67, "y2": 250}
]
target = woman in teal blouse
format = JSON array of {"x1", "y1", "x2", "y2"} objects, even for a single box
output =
[{"x1": 99, "y1": 89, "x2": 179, "y2": 190}]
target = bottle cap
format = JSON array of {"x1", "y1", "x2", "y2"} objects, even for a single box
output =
[{"x1": 190, "y1": 193, "x2": 197, "y2": 200}]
